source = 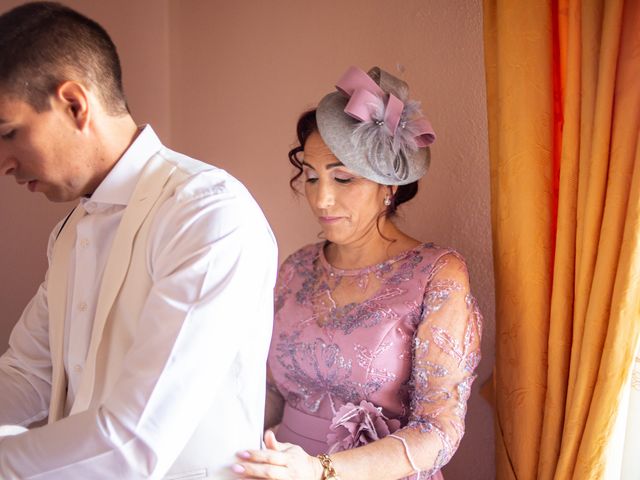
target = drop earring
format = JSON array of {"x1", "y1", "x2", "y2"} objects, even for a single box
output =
[{"x1": 384, "y1": 195, "x2": 392, "y2": 206}]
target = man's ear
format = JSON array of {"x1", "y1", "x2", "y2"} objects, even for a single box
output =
[{"x1": 55, "y1": 81, "x2": 90, "y2": 131}]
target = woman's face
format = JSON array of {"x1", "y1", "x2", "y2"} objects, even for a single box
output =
[{"x1": 302, "y1": 131, "x2": 389, "y2": 246}]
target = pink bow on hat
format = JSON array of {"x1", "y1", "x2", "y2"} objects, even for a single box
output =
[{"x1": 335, "y1": 66, "x2": 435, "y2": 148}]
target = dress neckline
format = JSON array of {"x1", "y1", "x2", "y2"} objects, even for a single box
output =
[{"x1": 318, "y1": 241, "x2": 428, "y2": 277}]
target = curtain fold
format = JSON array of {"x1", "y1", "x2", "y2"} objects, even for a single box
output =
[
  {"x1": 483, "y1": 0, "x2": 640, "y2": 478},
  {"x1": 484, "y1": 1, "x2": 555, "y2": 477}
]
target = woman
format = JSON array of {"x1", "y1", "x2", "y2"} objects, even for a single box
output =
[{"x1": 233, "y1": 66, "x2": 482, "y2": 480}]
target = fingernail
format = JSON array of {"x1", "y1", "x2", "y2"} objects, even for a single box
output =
[
  {"x1": 237, "y1": 451, "x2": 251, "y2": 459},
  {"x1": 231, "y1": 464, "x2": 245, "y2": 474}
]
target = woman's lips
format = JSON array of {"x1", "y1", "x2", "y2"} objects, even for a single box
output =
[
  {"x1": 27, "y1": 180, "x2": 37, "y2": 192},
  {"x1": 319, "y1": 216, "x2": 342, "y2": 224}
]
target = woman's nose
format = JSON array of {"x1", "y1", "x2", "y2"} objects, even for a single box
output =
[{"x1": 315, "y1": 182, "x2": 335, "y2": 209}]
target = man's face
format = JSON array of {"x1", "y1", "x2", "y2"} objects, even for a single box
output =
[{"x1": 0, "y1": 92, "x2": 94, "y2": 202}]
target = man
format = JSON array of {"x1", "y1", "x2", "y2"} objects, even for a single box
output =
[{"x1": 0, "y1": 2, "x2": 277, "y2": 478}]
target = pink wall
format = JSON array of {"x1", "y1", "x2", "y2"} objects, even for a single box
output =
[{"x1": 0, "y1": 1, "x2": 495, "y2": 478}]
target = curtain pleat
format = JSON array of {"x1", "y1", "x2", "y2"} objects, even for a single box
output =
[
  {"x1": 483, "y1": 2, "x2": 554, "y2": 478},
  {"x1": 483, "y1": 0, "x2": 640, "y2": 478}
]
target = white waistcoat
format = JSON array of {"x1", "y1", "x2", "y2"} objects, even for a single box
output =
[{"x1": 46, "y1": 154, "x2": 268, "y2": 479}]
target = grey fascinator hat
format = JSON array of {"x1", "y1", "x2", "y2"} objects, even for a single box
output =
[{"x1": 316, "y1": 65, "x2": 436, "y2": 185}]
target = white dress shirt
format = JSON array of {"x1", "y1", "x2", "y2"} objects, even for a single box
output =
[{"x1": 0, "y1": 126, "x2": 278, "y2": 478}]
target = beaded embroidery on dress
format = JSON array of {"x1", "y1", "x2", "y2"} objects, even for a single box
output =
[{"x1": 268, "y1": 242, "x2": 482, "y2": 479}]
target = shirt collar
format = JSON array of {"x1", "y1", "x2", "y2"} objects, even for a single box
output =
[{"x1": 87, "y1": 125, "x2": 163, "y2": 207}]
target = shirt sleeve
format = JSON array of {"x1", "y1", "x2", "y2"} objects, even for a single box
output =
[
  {"x1": 0, "y1": 222, "x2": 64, "y2": 428},
  {"x1": 390, "y1": 252, "x2": 483, "y2": 476},
  {"x1": 0, "y1": 174, "x2": 277, "y2": 479}
]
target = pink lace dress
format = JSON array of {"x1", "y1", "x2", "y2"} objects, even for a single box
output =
[{"x1": 268, "y1": 242, "x2": 482, "y2": 479}]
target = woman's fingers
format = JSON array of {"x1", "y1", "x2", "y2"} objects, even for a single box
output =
[
  {"x1": 232, "y1": 461, "x2": 290, "y2": 479},
  {"x1": 263, "y1": 429, "x2": 280, "y2": 450},
  {"x1": 236, "y1": 448, "x2": 289, "y2": 466},
  {"x1": 232, "y1": 433, "x2": 314, "y2": 479}
]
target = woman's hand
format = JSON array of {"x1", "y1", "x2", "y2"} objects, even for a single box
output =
[{"x1": 232, "y1": 430, "x2": 323, "y2": 479}]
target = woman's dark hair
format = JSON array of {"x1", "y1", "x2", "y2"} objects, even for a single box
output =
[
  {"x1": 287, "y1": 109, "x2": 317, "y2": 189},
  {"x1": 287, "y1": 109, "x2": 419, "y2": 217}
]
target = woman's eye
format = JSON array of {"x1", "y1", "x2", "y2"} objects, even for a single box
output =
[
  {"x1": 334, "y1": 176, "x2": 353, "y2": 184},
  {"x1": 304, "y1": 172, "x2": 319, "y2": 183}
]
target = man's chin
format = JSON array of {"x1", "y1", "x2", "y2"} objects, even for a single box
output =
[{"x1": 42, "y1": 189, "x2": 78, "y2": 203}]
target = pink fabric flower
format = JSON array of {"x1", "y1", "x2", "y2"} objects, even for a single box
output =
[{"x1": 327, "y1": 400, "x2": 401, "y2": 453}]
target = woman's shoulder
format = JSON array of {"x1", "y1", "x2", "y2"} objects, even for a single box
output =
[
  {"x1": 412, "y1": 242, "x2": 465, "y2": 264},
  {"x1": 278, "y1": 242, "x2": 324, "y2": 274},
  {"x1": 275, "y1": 242, "x2": 323, "y2": 294},
  {"x1": 409, "y1": 243, "x2": 471, "y2": 283},
  {"x1": 412, "y1": 243, "x2": 474, "y2": 295},
  {"x1": 283, "y1": 241, "x2": 323, "y2": 263}
]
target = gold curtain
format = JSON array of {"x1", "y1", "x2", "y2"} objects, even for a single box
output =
[{"x1": 483, "y1": 0, "x2": 640, "y2": 478}]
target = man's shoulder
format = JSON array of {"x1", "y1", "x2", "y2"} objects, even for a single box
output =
[
  {"x1": 144, "y1": 148, "x2": 273, "y2": 243},
  {"x1": 154, "y1": 148, "x2": 247, "y2": 203},
  {"x1": 157, "y1": 147, "x2": 215, "y2": 177}
]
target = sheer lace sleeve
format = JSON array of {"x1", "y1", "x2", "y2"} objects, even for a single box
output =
[
  {"x1": 267, "y1": 255, "x2": 295, "y2": 396},
  {"x1": 264, "y1": 258, "x2": 292, "y2": 429},
  {"x1": 391, "y1": 252, "x2": 482, "y2": 476}
]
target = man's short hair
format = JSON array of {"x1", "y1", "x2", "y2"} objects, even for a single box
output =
[{"x1": 0, "y1": 1, "x2": 128, "y2": 114}]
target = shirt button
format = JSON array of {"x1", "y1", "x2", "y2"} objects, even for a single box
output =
[
  {"x1": 78, "y1": 302, "x2": 88, "y2": 312},
  {"x1": 79, "y1": 238, "x2": 90, "y2": 248},
  {"x1": 73, "y1": 364, "x2": 82, "y2": 373}
]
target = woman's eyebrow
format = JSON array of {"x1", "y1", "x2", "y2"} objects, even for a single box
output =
[
  {"x1": 325, "y1": 162, "x2": 344, "y2": 169},
  {"x1": 301, "y1": 161, "x2": 344, "y2": 170}
]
